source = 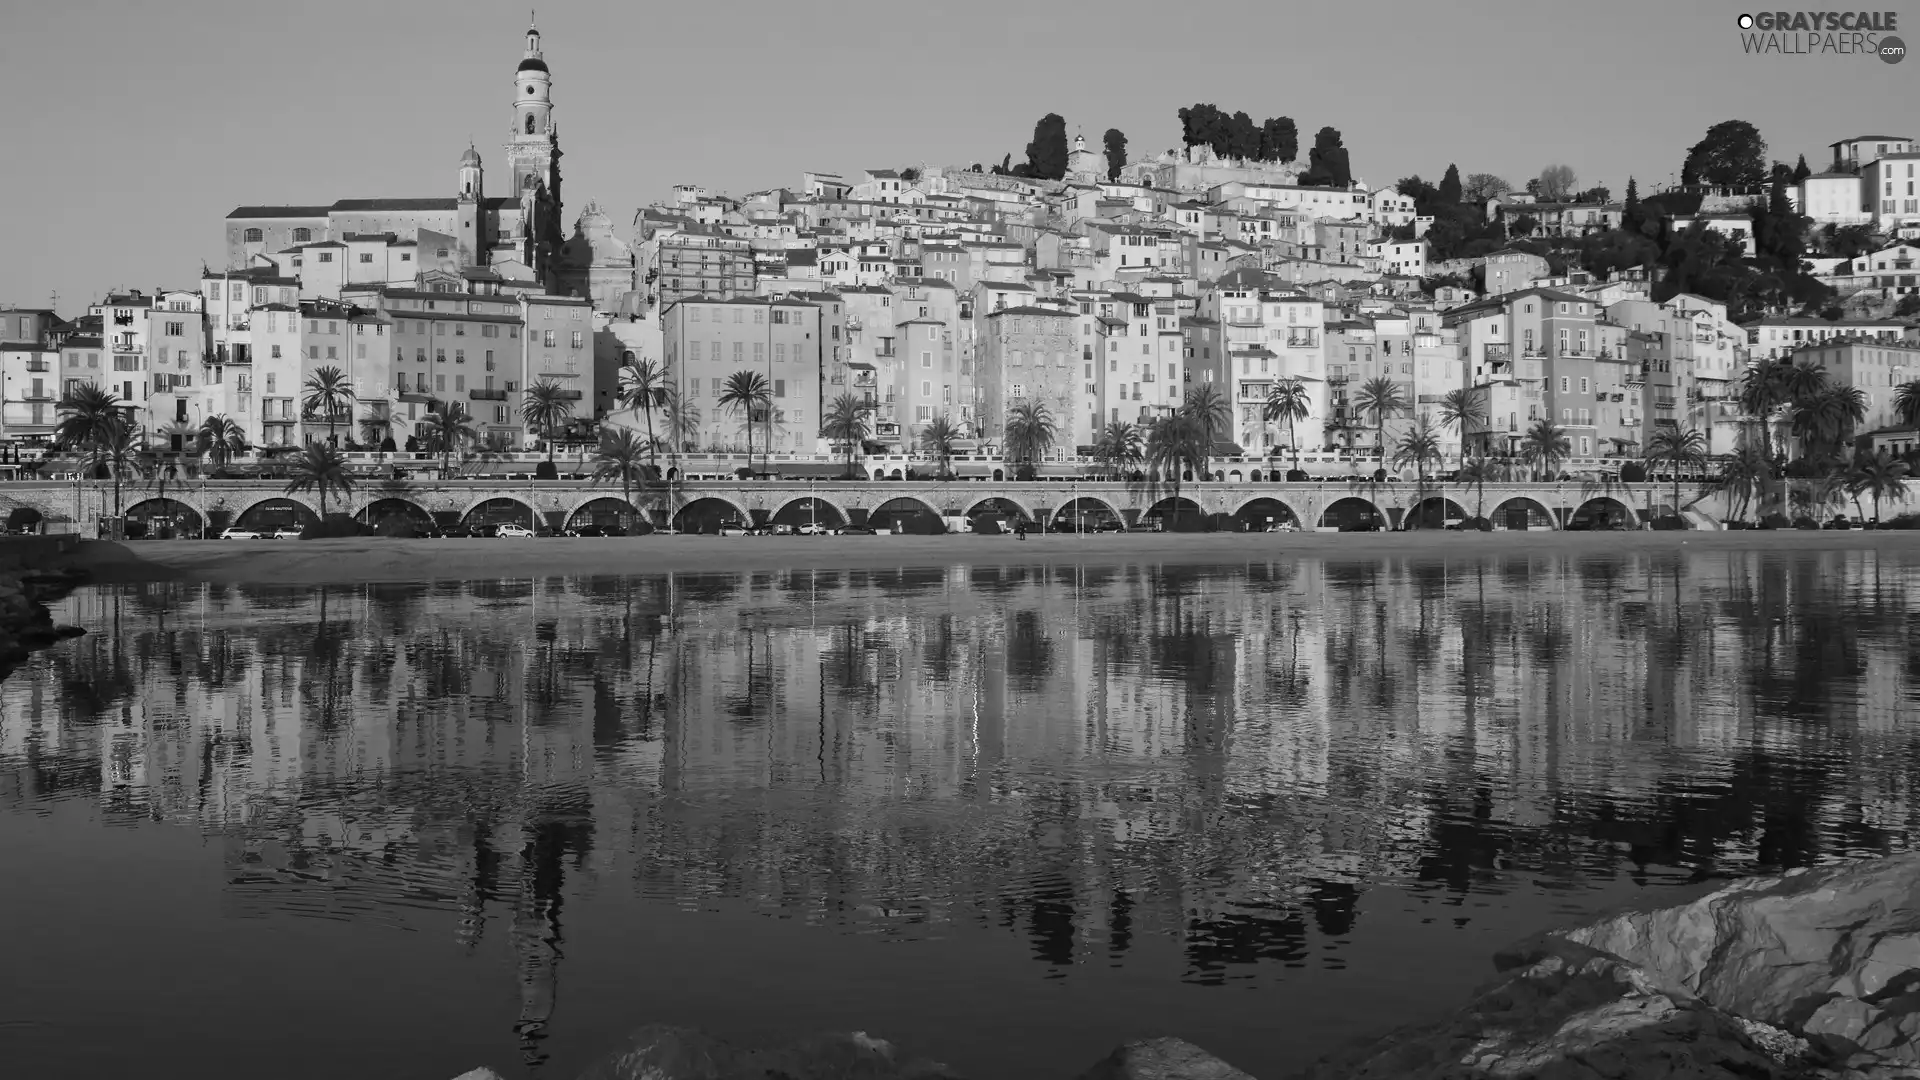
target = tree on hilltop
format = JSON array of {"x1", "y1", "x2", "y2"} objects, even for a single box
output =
[
  {"x1": 1259, "y1": 117, "x2": 1298, "y2": 163},
  {"x1": 1537, "y1": 164, "x2": 1577, "y2": 202},
  {"x1": 1301, "y1": 126, "x2": 1351, "y2": 187},
  {"x1": 1438, "y1": 164, "x2": 1462, "y2": 204},
  {"x1": 1103, "y1": 128, "x2": 1128, "y2": 182},
  {"x1": 1023, "y1": 113, "x2": 1069, "y2": 180},
  {"x1": 1462, "y1": 173, "x2": 1511, "y2": 202},
  {"x1": 1682, "y1": 120, "x2": 1767, "y2": 187}
]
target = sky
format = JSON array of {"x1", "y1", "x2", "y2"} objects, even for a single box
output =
[{"x1": 5, "y1": 0, "x2": 1912, "y2": 317}]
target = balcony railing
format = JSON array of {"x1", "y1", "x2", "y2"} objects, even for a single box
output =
[
  {"x1": 25, "y1": 361, "x2": 50, "y2": 372},
  {"x1": 552, "y1": 389, "x2": 583, "y2": 401},
  {"x1": 469, "y1": 388, "x2": 508, "y2": 401}
]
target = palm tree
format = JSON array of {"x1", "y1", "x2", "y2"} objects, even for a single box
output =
[
  {"x1": 661, "y1": 389, "x2": 702, "y2": 459},
  {"x1": 918, "y1": 413, "x2": 962, "y2": 479},
  {"x1": 1436, "y1": 387, "x2": 1488, "y2": 471},
  {"x1": 1520, "y1": 418, "x2": 1570, "y2": 481},
  {"x1": 1391, "y1": 417, "x2": 1444, "y2": 527},
  {"x1": 301, "y1": 365, "x2": 357, "y2": 447},
  {"x1": 1713, "y1": 435, "x2": 1773, "y2": 525},
  {"x1": 821, "y1": 392, "x2": 873, "y2": 479},
  {"x1": 1262, "y1": 379, "x2": 1312, "y2": 474},
  {"x1": 1893, "y1": 379, "x2": 1920, "y2": 429},
  {"x1": 520, "y1": 380, "x2": 576, "y2": 468},
  {"x1": 1790, "y1": 384, "x2": 1867, "y2": 464},
  {"x1": 82, "y1": 424, "x2": 149, "y2": 519},
  {"x1": 1456, "y1": 456, "x2": 1503, "y2": 525},
  {"x1": 1353, "y1": 376, "x2": 1407, "y2": 472},
  {"x1": 616, "y1": 357, "x2": 669, "y2": 473},
  {"x1": 1003, "y1": 399, "x2": 1057, "y2": 477},
  {"x1": 1094, "y1": 420, "x2": 1143, "y2": 480},
  {"x1": 593, "y1": 428, "x2": 653, "y2": 530},
  {"x1": 716, "y1": 370, "x2": 772, "y2": 475},
  {"x1": 416, "y1": 398, "x2": 479, "y2": 476},
  {"x1": 54, "y1": 383, "x2": 128, "y2": 467},
  {"x1": 1847, "y1": 448, "x2": 1911, "y2": 524},
  {"x1": 284, "y1": 440, "x2": 356, "y2": 522},
  {"x1": 357, "y1": 407, "x2": 394, "y2": 462},
  {"x1": 1645, "y1": 425, "x2": 1709, "y2": 522},
  {"x1": 1143, "y1": 412, "x2": 1208, "y2": 503},
  {"x1": 197, "y1": 413, "x2": 248, "y2": 471}
]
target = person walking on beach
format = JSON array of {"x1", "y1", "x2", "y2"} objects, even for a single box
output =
[{"x1": 1015, "y1": 519, "x2": 1027, "y2": 541}]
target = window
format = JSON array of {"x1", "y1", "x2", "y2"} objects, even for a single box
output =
[
  {"x1": 436, "y1": 349, "x2": 446, "y2": 363},
  {"x1": 359, "y1": 253, "x2": 373, "y2": 264},
  {"x1": 292, "y1": 228, "x2": 311, "y2": 243},
  {"x1": 1560, "y1": 376, "x2": 1569, "y2": 392},
  {"x1": 774, "y1": 380, "x2": 786, "y2": 398},
  {"x1": 1579, "y1": 377, "x2": 1589, "y2": 393},
  {"x1": 308, "y1": 345, "x2": 320, "y2": 359},
  {"x1": 243, "y1": 228, "x2": 263, "y2": 243},
  {"x1": 271, "y1": 345, "x2": 282, "y2": 359},
  {"x1": 455, "y1": 349, "x2": 465, "y2": 364},
  {"x1": 317, "y1": 252, "x2": 333, "y2": 263},
  {"x1": 542, "y1": 329, "x2": 556, "y2": 347},
  {"x1": 570, "y1": 330, "x2": 583, "y2": 349}
]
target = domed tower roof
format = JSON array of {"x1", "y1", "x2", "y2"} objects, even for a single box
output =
[
  {"x1": 460, "y1": 143, "x2": 483, "y2": 167},
  {"x1": 517, "y1": 56, "x2": 548, "y2": 73}
]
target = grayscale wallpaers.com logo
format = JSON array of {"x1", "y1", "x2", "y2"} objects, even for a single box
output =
[{"x1": 1736, "y1": 11, "x2": 1906, "y2": 61}]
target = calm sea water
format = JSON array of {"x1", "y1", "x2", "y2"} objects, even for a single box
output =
[{"x1": 3, "y1": 552, "x2": 1917, "y2": 1080}]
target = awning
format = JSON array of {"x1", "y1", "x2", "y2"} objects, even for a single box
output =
[
  {"x1": 770, "y1": 462, "x2": 853, "y2": 479},
  {"x1": 1211, "y1": 441, "x2": 1246, "y2": 457}
]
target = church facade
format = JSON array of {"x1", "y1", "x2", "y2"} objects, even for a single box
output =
[{"x1": 223, "y1": 23, "x2": 573, "y2": 296}]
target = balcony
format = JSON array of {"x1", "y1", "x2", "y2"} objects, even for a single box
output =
[
  {"x1": 18, "y1": 391, "x2": 54, "y2": 402},
  {"x1": 398, "y1": 391, "x2": 436, "y2": 404},
  {"x1": 469, "y1": 387, "x2": 508, "y2": 401},
  {"x1": 25, "y1": 361, "x2": 50, "y2": 372},
  {"x1": 551, "y1": 389, "x2": 583, "y2": 401},
  {"x1": 1285, "y1": 333, "x2": 1318, "y2": 347}
]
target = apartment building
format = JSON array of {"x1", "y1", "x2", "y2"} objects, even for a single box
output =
[
  {"x1": 1197, "y1": 284, "x2": 1326, "y2": 453},
  {"x1": 1863, "y1": 153, "x2": 1920, "y2": 230},
  {"x1": 659, "y1": 295, "x2": 828, "y2": 454},
  {"x1": 1787, "y1": 337, "x2": 1920, "y2": 433},
  {"x1": 1745, "y1": 316, "x2": 1910, "y2": 360},
  {"x1": 978, "y1": 306, "x2": 1077, "y2": 457}
]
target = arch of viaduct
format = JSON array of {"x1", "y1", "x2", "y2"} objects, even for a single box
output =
[{"x1": 1, "y1": 478, "x2": 1703, "y2": 533}]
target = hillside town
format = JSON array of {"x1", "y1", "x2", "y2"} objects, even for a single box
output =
[{"x1": 4, "y1": 23, "x2": 1920, "y2": 482}]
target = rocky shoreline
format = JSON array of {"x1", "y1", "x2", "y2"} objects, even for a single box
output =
[
  {"x1": 445, "y1": 853, "x2": 1918, "y2": 1079},
  {"x1": 0, "y1": 568, "x2": 87, "y2": 679}
]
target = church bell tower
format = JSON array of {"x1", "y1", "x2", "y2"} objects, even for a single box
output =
[{"x1": 505, "y1": 18, "x2": 564, "y2": 285}]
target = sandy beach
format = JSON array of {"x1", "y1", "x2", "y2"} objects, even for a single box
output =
[{"x1": 56, "y1": 529, "x2": 1920, "y2": 584}]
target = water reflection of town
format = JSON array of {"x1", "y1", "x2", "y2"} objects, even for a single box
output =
[{"x1": 4, "y1": 553, "x2": 1918, "y2": 1061}]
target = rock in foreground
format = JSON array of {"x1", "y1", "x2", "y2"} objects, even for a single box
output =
[
  {"x1": 568, "y1": 1024, "x2": 964, "y2": 1080},
  {"x1": 1072, "y1": 1037, "x2": 1257, "y2": 1080},
  {"x1": 1296, "y1": 851, "x2": 1920, "y2": 1080}
]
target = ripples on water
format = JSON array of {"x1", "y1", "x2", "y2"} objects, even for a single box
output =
[{"x1": 2, "y1": 551, "x2": 1918, "y2": 1078}]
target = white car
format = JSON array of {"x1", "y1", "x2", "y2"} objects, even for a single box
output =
[
  {"x1": 220, "y1": 527, "x2": 263, "y2": 540},
  {"x1": 271, "y1": 527, "x2": 305, "y2": 540},
  {"x1": 718, "y1": 524, "x2": 749, "y2": 537},
  {"x1": 1268, "y1": 520, "x2": 1300, "y2": 533},
  {"x1": 796, "y1": 522, "x2": 830, "y2": 536},
  {"x1": 495, "y1": 524, "x2": 536, "y2": 539}
]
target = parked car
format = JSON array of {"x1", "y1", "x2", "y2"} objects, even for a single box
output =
[
  {"x1": 495, "y1": 524, "x2": 536, "y2": 539},
  {"x1": 220, "y1": 527, "x2": 263, "y2": 540},
  {"x1": 652, "y1": 527, "x2": 682, "y2": 536},
  {"x1": 769, "y1": 523, "x2": 795, "y2": 536},
  {"x1": 271, "y1": 527, "x2": 305, "y2": 540},
  {"x1": 834, "y1": 525, "x2": 876, "y2": 536},
  {"x1": 718, "y1": 523, "x2": 750, "y2": 537},
  {"x1": 1267, "y1": 520, "x2": 1300, "y2": 533},
  {"x1": 796, "y1": 522, "x2": 830, "y2": 536},
  {"x1": 565, "y1": 524, "x2": 604, "y2": 538},
  {"x1": 1094, "y1": 519, "x2": 1126, "y2": 533}
]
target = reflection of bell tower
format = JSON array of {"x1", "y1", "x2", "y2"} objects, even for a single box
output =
[{"x1": 505, "y1": 18, "x2": 564, "y2": 288}]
